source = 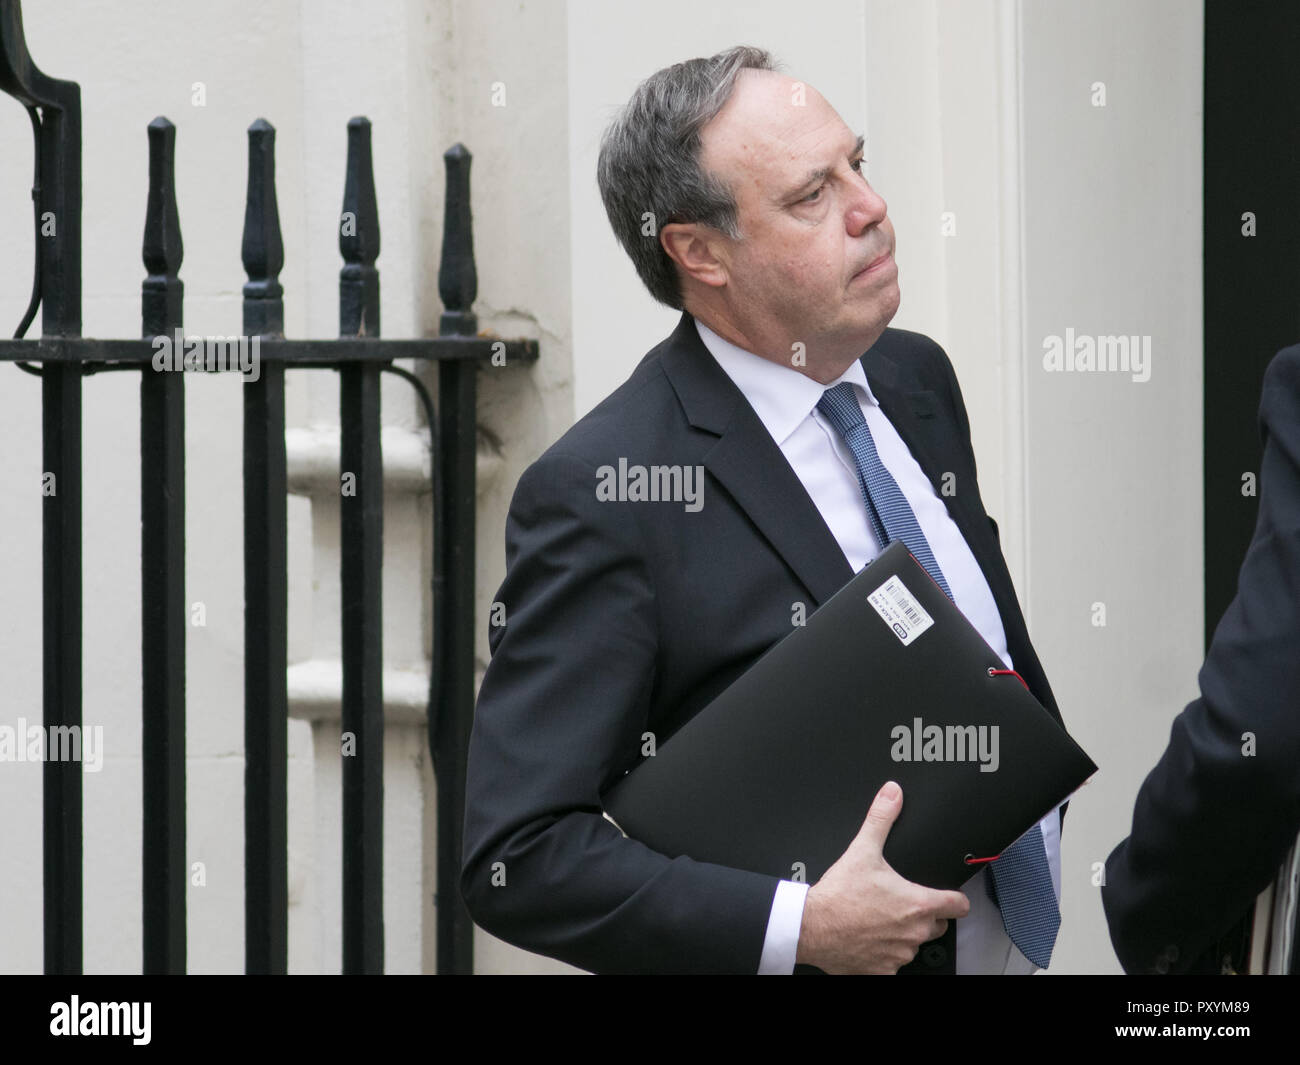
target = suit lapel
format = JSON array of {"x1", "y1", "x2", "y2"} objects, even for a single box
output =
[
  {"x1": 660, "y1": 313, "x2": 854, "y2": 607},
  {"x1": 704, "y1": 425, "x2": 854, "y2": 607},
  {"x1": 864, "y1": 351, "x2": 988, "y2": 550}
]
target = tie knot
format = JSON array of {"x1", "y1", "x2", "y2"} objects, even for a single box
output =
[{"x1": 816, "y1": 381, "x2": 865, "y2": 437}]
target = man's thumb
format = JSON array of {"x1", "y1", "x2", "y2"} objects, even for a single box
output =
[{"x1": 854, "y1": 780, "x2": 903, "y2": 852}]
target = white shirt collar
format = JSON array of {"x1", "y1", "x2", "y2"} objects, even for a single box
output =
[{"x1": 694, "y1": 317, "x2": 880, "y2": 446}]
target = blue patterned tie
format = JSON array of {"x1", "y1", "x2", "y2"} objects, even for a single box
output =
[
  {"x1": 984, "y1": 825, "x2": 1060, "y2": 969},
  {"x1": 815, "y1": 383, "x2": 952, "y2": 600},
  {"x1": 816, "y1": 381, "x2": 1060, "y2": 969}
]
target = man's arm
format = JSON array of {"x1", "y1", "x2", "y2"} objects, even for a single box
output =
[
  {"x1": 1102, "y1": 346, "x2": 1300, "y2": 973},
  {"x1": 459, "y1": 450, "x2": 780, "y2": 974}
]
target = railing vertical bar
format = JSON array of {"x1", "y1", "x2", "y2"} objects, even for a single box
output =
[
  {"x1": 20, "y1": 16, "x2": 87, "y2": 976},
  {"x1": 338, "y1": 116, "x2": 384, "y2": 974},
  {"x1": 43, "y1": 362, "x2": 83, "y2": 976},
  {"x1": 434, "y1": 358, "x2": 476, "y2": 976},
  {"x1": 140, "y1": 115, "x2": 186, "y2": 974},
  {"x1": 241, "y1": 117, "x2": 288, "y2": 975},
  {"x1": 432, "y1": 143, "x2": 477, "y2": 974}
]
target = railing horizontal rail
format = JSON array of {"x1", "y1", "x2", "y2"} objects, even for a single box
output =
[{"x1": 0, "y1": 336, "x2": 538, "y2": 364}]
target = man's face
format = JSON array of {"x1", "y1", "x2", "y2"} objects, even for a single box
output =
[{"x1": 692, "y1": 70, "x2": 899, "y2": 373}]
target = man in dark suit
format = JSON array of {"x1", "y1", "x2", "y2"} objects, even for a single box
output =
[
  {"x1": 1102, "y1": 345, "x2": 1300, "y2": 974},
  {"x1": 460, "y1": 46, "x2": 1076, "y2": 974}
]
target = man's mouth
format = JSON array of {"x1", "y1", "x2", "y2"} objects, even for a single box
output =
[{"x1": 852, "y1": 251, "x2": 893, "y2": 281}]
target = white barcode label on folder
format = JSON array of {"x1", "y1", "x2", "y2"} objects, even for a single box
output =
[{"x1": 868, "y1": 575, "x2": 934, "y2": 646}]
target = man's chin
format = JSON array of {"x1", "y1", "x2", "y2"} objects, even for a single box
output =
[
  {"x1": 867, "y1": 286, "x2": 902, "y2": 332},
  {"x1": 847, "y1": 300, "x2": 901, "y2": 341}
]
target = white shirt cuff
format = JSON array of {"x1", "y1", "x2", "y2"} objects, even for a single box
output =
[{"x1": 757, "y1": 880, "x2": 811, "y2": 974}]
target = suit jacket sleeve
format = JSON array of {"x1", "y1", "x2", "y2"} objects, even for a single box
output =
[
  {"x1": 459, "y1": 450, "x2": 782, "y2": 973},
  {"x1": 1102, "y1": 345, "x2": 1300, "y2": 974}
]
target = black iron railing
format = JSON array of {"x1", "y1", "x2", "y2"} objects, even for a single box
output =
[{"x1": 0, "y1": 0, "x2": 535, "y2": 975}]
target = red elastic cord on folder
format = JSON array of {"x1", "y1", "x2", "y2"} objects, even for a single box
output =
[
  {"x1": 987, "y1": 666, "x2": 1029, "y2": 691},
  {"x1": 963, "y1": 668, "x2": 1032, "y2": 865}
]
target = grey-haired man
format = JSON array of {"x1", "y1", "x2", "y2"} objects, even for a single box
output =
[{"x1": 461, "y1": 46, "x2": 1072, "y2": 975}]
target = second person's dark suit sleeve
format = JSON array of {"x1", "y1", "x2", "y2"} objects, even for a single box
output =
[
  {"x1": 460, "y1": 450, "x2": 782, "y2": 973},
  {"x1": 1102, "y1": 345, "x2": 1300, "y2": 974}
]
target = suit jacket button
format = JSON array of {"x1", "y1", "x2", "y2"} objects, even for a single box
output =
[{"x1": 922, "y1": 944, "x2": 947, "y2": 967}]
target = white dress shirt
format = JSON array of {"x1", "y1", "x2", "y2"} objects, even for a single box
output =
[{"x1": 693, "y1": 318, "x2": 1062, "y2": 975}]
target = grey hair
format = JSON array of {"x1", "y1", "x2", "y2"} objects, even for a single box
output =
[{"x1": 597, "y1": 45, "x2": 783, "y2": 310}]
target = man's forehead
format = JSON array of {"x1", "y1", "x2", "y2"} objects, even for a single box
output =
[
  {"x1": 702, "y1": 72, "x2": 854, "y2": 193},
  {"x1": 709, "y1": 69, "x2": 838, "y2": 143}
]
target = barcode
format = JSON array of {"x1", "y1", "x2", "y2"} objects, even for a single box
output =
[
  {"x1": 891, "y1": 588, "x2": 922, "y2": 625},
  {"x1": 867, "y1": 575, "x2": 935, "y2": 646}
]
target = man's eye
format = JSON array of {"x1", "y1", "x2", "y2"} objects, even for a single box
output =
[{"x1": 802, "y1": 159, "x2": 867, "y2": 204}]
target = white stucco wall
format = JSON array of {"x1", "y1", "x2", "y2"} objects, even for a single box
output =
[{"x1": 1017, "y1": 0, "x2": 1203, "y2": 974}]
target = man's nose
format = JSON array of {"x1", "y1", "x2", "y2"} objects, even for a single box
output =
[{"x1": 846, "y1": 180, "x2": 888, "y2": 236}]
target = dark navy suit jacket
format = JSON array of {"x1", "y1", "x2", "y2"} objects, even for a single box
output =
[
  {"x1": 460, "y1": 311, "x2": 1067, "y2": 974},
  {"x1": 1103, "y1": 345, "x2": 1300, "y2": 974}
]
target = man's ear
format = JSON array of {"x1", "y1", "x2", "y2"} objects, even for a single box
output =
[{"x1": 659, "y1": 221, "x2": 729, "y2": 290}]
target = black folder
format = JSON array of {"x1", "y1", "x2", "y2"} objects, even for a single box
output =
[{"x1": 601, "y1": 540, "x2": 1096, "y2": 890}]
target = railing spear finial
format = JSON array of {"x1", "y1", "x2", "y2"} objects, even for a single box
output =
[
  {"x1": 242, "y1": 117, "x2": 285, "y2": 338},
  {"x1": 142, "y1": 117, "x2": 183, "y2": 337},
  {"x1": 438, "y1": 143, "x2": 477, "y2": 337},
  {"x1": 339, "y1": 116, "x2": 380, "y2": 338}
]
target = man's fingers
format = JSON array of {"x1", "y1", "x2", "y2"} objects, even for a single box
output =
[{"x1": 925, "y1": 888, "x2": 971, "y2": 921}]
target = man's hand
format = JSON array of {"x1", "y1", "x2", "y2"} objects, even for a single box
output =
[{"x1": 795, "y1": 781, "x2": 970, "y2": 973}]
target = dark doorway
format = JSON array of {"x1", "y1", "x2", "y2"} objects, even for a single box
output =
[{"x1": 1203, "y1": 0, "x2": 1300, "y2": 644}]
